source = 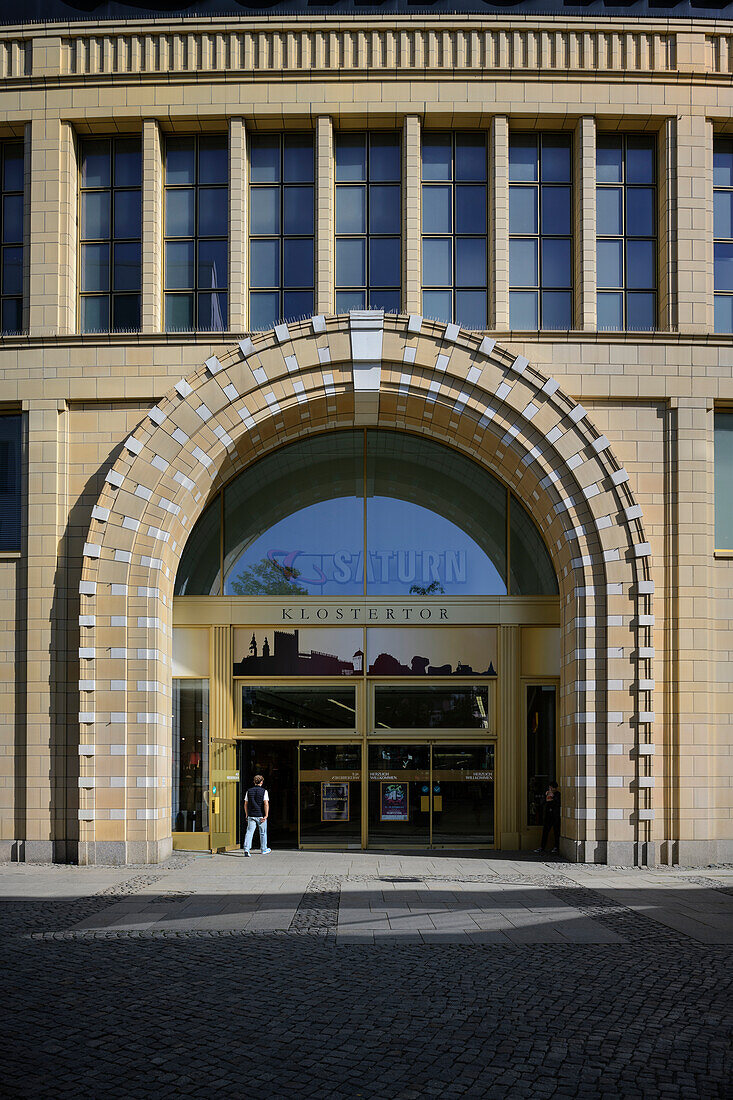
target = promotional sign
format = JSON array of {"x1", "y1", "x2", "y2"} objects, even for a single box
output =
[
  {"x1": 432, "y1": 770, "x2": 494, "y2": 781},
  {"x1": 321, "y1": 782, "x2": 350, "y2": 822},
  {"x1": 211, "y1": 771, "x2": 240, "y2": 783},
  {"x1": 380, "y1": 781, "x2": 410, "y2": 822}
]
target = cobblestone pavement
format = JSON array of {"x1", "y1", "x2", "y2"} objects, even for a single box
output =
[{"x1": 2, "y1": 852, "x2": 732, "y2": 1098}]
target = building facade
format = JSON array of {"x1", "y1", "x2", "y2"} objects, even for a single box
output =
[{"x1": 1, "y1": 1, "x2": 732, "y2": 866}]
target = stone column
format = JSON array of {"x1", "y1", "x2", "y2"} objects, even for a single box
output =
[
  {"x1": 498, "y1": 625, "x2": 520, "y2": 849},
  {"x1": 27, "y1": 118, "x2": 76, "y2": 336},
  {"x1": 490, "y1": 116, "x2": 509, "y2": 330},
  {"x1": 209, "y1": 626, "x2": 235, "y2": 846},
  {"x1": 659, "y1": 118, "x2": 678, "y2": 332},
  {"x1": 0, "y1": 548, "x2": 21, "y2": 859},
  {"x1": 666, "y1": 397, "x2": 714, "y2": 863},
  {"x1": 141, "y1": 119, "x2": 163, "y2": 334},
  {"x1": 675, "y1": 114, "x2": 713, "y2": 334},
  {"x1": 211, "y1": 626, "x2": 233, "y2": 742},
  {"x1": 228, "y1": 117, "x2": 247, "y2": 333},
  {"x1": 124, "y1": 606, "x2": 172, "y2": 865},
  {"x1": 403, "y1": 115, "x2": 421, "y2": 315},
  {"x1": 23, "y1": 401, "x2": 68, "y2": 860},
  {"x1": 316, "y1": 116, "x2": 334, "y2": 316},
  {"x1": 22, "y1": 124, "x2": 31, "y2": 335},
  {"x1": 575, "y1": 116, "x2": 596, "y2": 331}
]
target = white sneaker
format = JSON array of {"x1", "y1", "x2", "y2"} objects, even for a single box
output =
[
  {"x1": 261, "y1": 848, "x2": 272, "y2": 855},
  {"x1": 243, "y1": 850, "x2": 251, "y2": 857}
]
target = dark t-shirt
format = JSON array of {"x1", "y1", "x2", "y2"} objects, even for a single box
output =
[
  {"x1": 543, "y1": 790, "x2": 561, "y2": 821},
  {"x1": 246, "y1": 786, "x2": 267, "y2": 817}
]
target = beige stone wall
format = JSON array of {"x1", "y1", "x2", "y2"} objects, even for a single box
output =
[{"x1": 0, "y1": 12, "x2": 732, "y2": 863}]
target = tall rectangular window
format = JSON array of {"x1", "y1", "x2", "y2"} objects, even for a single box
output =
[
  {"x1": 1, "y1": 143, "x2": 23, "y2": 335},
  {"x1": 714, "y1": 139, "x2": 733, "y2": 333},
  {"x1": 249, "y1": 133, "x2": 314, "y2": 332},
  {"x1": 172, "y1": 679, "x2": 209, "y2": 833},
  {"x1": 165, "y1": 135, "x2": 228, "y2": 332},
  {"x1": 596, "y1": 134, "x2": 657, "y2": 331},
  {"x1": 79, "y1": 138, "x2": 141, "y2": 333},
  {"x1": 0, "y1": 414, "x2": 21, "y2": 551},
  {"x1": 526, "y1": 685, "x2": 557, "y2": 827},
  {"x1": 715, "y1": 410, "x2": 733, "y2": 549},
  {"x1": 335, "y1": 132, "x2": 401, "y2": 314},
  {"x1": 509, "y1": 133, "x2": 572, "y2": 330},
  {"x1": 421, "y1": 132, "x2": 488, "y2": 329}
]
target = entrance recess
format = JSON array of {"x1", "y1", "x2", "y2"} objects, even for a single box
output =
[
  {"x1": 237, "y1": 740, "x2": 299, "y2": 849},
  {"x1": 231, "y1": 737, "x2": 494, "y2": 850},
  {"x1": 171, "y1": 425, "x2": 563, "y2": 853}
]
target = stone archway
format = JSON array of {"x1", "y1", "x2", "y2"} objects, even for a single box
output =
[{"x1": 77, "y1": 312, "x2": 654, "y2": 865}]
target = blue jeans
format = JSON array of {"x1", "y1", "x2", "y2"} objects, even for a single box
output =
[{"x1": 244, "y1": 815, "x2": 268, "y2": 853}]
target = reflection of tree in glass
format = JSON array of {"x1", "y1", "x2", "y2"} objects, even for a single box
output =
[
  {"x1": 409, "y1": 580, "x2": 446, "y2": 595},
  {"x1": 229, "y1": 557, "x2": 308, "y2": 596}
]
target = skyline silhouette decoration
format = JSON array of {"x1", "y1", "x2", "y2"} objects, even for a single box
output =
[
  {"x1": 234, "y1": 629, "x2": 361, "y2": 676},
  {"x1": 233, "y1": 629, "x2": 497, "y2": 677}
]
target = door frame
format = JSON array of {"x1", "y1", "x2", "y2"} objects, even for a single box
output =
[
  {"x1": 520, "y1": 678, "x2": 560, "y2": 850},
  {"x1": 172, "y1": 617, "x2": 562, "y2": 853},
  {"x1": 209, "y1": 736, "x2": 239, "y2": 852}
]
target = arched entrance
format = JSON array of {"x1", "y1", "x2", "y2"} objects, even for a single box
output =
[
  {"x1": 171, "y1": 426, "x2": 559, "y2": 852},
  {"x1": 77, "y1": 311, "x2": 654, "y2": 865}
]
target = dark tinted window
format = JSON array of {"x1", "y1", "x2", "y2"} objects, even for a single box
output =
[{"x1": 0, "y1": 415, "x2": 22, "y2": 551}]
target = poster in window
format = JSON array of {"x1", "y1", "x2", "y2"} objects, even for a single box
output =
[
  {"x1": 321, "y1": 782, "x2": 350, "y2": 822},
  {"x1": 380, "y1": 781, "x2": 410, "y2": 822}
]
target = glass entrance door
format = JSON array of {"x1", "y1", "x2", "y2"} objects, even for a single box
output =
[
  {"x1": 368, "y1": 743, "x2": 430, "y2": 845},
  {"x1": 238, "y1": 740, "x2": 299, "y2": 849},
  {"x1": 368, "y1": 742, "x2": 495, "y2": 848},
  {"x1": 299, "y1": 743, "x2": 362, "y2": 847},
  {"x1": 431, "y1": 743, "x2": 495, "y2": 845}
]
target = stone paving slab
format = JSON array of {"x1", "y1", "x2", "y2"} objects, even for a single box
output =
[
  {"x1": 558, "y1": 881, "x2": 733, "y2": 945},
  {"x1": 3, "y1": 851, "x2": 733, "y2": 945}
]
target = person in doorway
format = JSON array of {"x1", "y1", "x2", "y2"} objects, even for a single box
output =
[
  {"x1": 535, "y1": 781, "x2": 561, "y2": 855},
  {"x1": 243, "y1": 774, "x2": 272, "y2": 856}
]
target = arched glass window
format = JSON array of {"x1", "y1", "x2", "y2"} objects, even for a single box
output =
[
  {"x1": 224, "y1": 431, "x2": 363, "y2": 596},
  {"x1": 174, "y1": 429, "x2": 558, "y2": 597},
  {"x1": 509, "y1": 493, "x2": 559, "y2": 596},
  {"x1": 175, "y1": 495, "x2": 221, "y2": 596}
]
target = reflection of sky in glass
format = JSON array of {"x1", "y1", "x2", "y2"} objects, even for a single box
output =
[
  {"x1": 224, "y1": 497, "x2": 363, "y2": 596},
  {"x1": 367, "y1": 497, "x2": 506, "y2": 596},
  {"x1": 224, "y1": 494, "x2": 507, "y2": 596}
]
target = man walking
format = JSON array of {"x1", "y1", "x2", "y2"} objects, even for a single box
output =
[{"x1": 243, "y1": 774, "x2": 272, "y2": 856}]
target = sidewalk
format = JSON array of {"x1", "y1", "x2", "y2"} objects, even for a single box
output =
[{"x1": 1, "y1": 849, "x2": 731, "y2": 944}]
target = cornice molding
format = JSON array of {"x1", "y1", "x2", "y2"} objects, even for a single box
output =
[{"x1": 0, "y1": 18, "x2": 731, "y2": 83}]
